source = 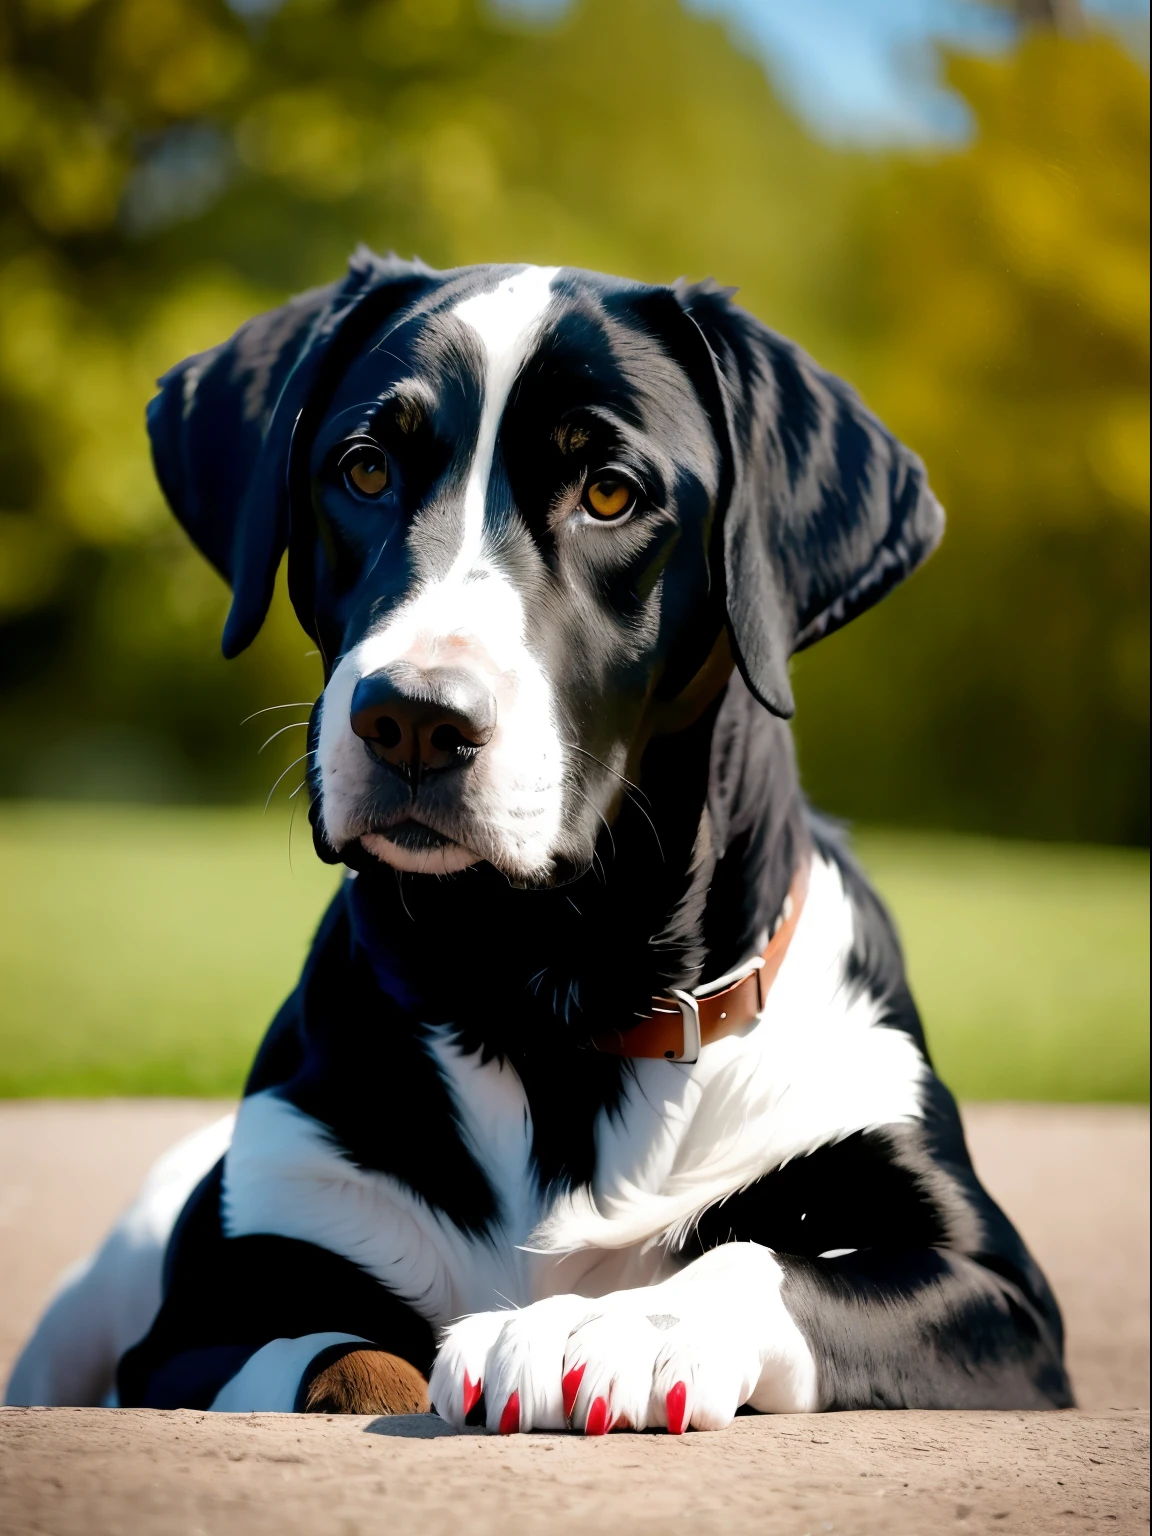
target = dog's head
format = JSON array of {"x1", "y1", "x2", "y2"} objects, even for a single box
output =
[{"x1": 149, "y1": 253, "x2": 942, "y2": 885}]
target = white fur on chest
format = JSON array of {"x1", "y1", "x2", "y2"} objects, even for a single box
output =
[{"x1": 221, "y1": 855, "x2": 926, "y2": 1327}]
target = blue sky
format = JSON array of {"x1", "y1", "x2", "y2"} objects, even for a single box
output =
[{"x1": 493, "y1": 0, "x2": 1150, "y2": 143}]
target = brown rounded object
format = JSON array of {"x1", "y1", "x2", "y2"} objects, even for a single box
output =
[{"x1": 299, "y1": 1347, "x2": 430, "y2": 1416}]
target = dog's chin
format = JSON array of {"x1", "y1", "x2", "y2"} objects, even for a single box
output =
[{"x1": 360, "y1": 830, "x2": 480, "y2": 875}]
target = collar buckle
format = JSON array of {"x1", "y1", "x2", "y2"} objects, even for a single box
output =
[{"x1": 665, "y1": 989, "x2": 702, "y2": 1064}]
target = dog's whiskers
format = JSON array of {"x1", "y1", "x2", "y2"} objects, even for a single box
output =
[
  {"x1": 565, "y1": 741, "x2": 665, "y2": 864},
  {"x1": 569, "y1": 785, "x2": 617, "y2": 862},
  {"x1": 287, "y1": 780, "x2": 304, "y2": 872},
  {"x1": 564, "y1": 742, "x2": 651, "y2": 806},
  {"x1": 241, "y1": 702, "x2": 315, "y2": 725},
  {"x1": 395, "y1": 867, "x2": 414, "y2": 923},
  {"x1": 257, "y1": 721, "x2": 310, "y2": 754},
  {"x1": 287, "y1": 782, "x2": 316, "y2": 868},
  {"x1": 265, "y1": 751, "x2": 317, "y2": 812},
  {"x1": 361, "y1": 533, "x2": 392, "y2": 586}
]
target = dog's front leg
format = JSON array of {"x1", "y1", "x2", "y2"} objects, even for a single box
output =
[{"x1": 429, "y1": 1242, "x2": 817, "y2": 1434}]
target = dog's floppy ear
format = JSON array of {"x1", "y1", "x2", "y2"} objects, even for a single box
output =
[
  {"x1": 675, "y1": 281, "x2": 945, "y2": 719},
  {"x1": 147, "y1": 249, "x2": 430, "y2": 658}
]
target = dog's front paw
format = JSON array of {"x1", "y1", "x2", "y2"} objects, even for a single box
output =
[
  {"x1": 429, "y1": 1295, "x2": 589, "y2": 1432},
  {"x1": 430, "y1": 1290, "x2": 758, "y2": 1434},
  {"x1": 558, "y1": 1299, "x2": 764, "y2": 1435},
  {"x1": 429, "y1": 1246, "x2": 813, "y2": 1435}
]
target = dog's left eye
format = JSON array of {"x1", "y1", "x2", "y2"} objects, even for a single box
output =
[
  {"x1": 341, "y1": 446, "x2": 390, "y2": 499},
  {"x1": 582, "y1": 473, "x2": 638, "y2": 522}
]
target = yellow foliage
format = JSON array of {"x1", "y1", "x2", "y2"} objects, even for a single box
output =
[
  {"x1": 852, "y1": 32, "x2": 1148, "y2": 525},
  {"x1": 102, "y1": 0, "x2": 249, "y2": 119},
  {"x1": 0, "y1": 71, "x2": 125, "y2": 232},
  {"x1": 237, "y1": 91, "x2": 368, "y2": 200},
  {"x1": 0, "y1": 0, "x2": 1145, "y2": 834}
]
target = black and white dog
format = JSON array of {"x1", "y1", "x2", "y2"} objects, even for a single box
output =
[{"x1": 8, "y1": 254, "x2": 1072, "y2": 1430}]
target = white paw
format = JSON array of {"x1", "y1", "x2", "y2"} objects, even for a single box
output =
[
  {"x1": 428, "y1": 1243, "x2": 817, "y2": 1434},
  {"x1": 429, "y1": 1294, "x2": 587, "y2": 1431}
]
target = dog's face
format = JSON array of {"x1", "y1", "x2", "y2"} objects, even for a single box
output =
[
  {"x1": 148, "y1": 256, "x2": 943, "y2": 885},
  {"x1": 309, "y1": 266, "x2": 726, "y2": 882}
]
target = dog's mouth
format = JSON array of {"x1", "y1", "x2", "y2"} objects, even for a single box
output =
[
  {"x1": 358, "y1": 816, "x2": 481, "y2": 874},
  {"x1": 375, "y1": 818, "x2": 454, "y2": 854}
]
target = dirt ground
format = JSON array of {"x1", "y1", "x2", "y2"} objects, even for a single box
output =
[{"x1": 0, "y1": 1100, "x2": 1147, "y2": 1536}]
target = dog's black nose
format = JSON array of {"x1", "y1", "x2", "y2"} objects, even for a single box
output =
[{"x1": 350, "y1": 664, "x2": 496, "y2": 778}]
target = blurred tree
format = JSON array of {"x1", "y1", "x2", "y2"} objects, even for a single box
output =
[
  {"x1": 0, "y1": 0, "x2": 857, "y2": 803},
  {"x1": 792, "y1": 28, "x2": 1149, "y2": 843},
  {"x1": 0, "y1": 0, "x2": 510, "y2": 799},
  {"x1": 0, "y1": 0, "x2": 1146, "y2": 843}
]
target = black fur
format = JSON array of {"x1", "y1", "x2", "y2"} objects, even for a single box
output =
[
  {"x1": 121, "y1": 255, "x2": 1069, "y2": 1416},
  {"x1": 120, "y1": 1161, "x2": 435, "y2": 1409}
]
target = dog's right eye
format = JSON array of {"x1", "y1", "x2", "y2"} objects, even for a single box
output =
[
  {"x1": 582, "y1": 472, "x2": 639, "y2": 522},
  {"x1": 341, "y1": 447, "x2": 390, "y2": 499}
]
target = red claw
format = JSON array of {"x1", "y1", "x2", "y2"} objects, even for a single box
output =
[
  {"x1": 462, "y1": 1371, "x2": 482, "y2": 1418},
  {"x1": 498, "y1": 1390, "x2": 521, "y2": 1434},
  {"x1": 585, "y1": 1396, "x2": 609, "y2": 1436},
  {"x1": 562, "y1": 1364, "x2": 585, "y2": 1419},
  {"x1": 666, "y1": 1381, "x2": 687, "y2": 1436}
]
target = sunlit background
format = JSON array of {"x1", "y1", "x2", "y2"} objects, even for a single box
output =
[{"x1": 0, "y1": 0, "x2": 1147, "y2": 1100}]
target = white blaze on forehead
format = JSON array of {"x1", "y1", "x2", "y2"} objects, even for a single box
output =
[
  {"x1": 314, "y1": 265, "x2": 568, "y2": 877},
  {"x1": 449, "y1": 265, "x2": 560, "y2": 574}
]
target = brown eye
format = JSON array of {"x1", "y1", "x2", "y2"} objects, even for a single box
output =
[
  {"x1": 345, "y1": 451, "x2": 389, "y2": 498},
  {"x1": 583, "y1": 474, "x2": 636, "y2": 521}
]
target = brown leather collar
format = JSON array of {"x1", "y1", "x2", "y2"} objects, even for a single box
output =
[{"x1": 591, "y1": 857, "x2": 810, "y2": 1064}]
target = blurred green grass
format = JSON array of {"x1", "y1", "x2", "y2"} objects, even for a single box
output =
[
  {"x1": 0, "y1": 804, "x2": 1146, "y2": 1100},
  {"x1": 852, "y1": 829, "x2": 1148, "y2": 1101}
]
